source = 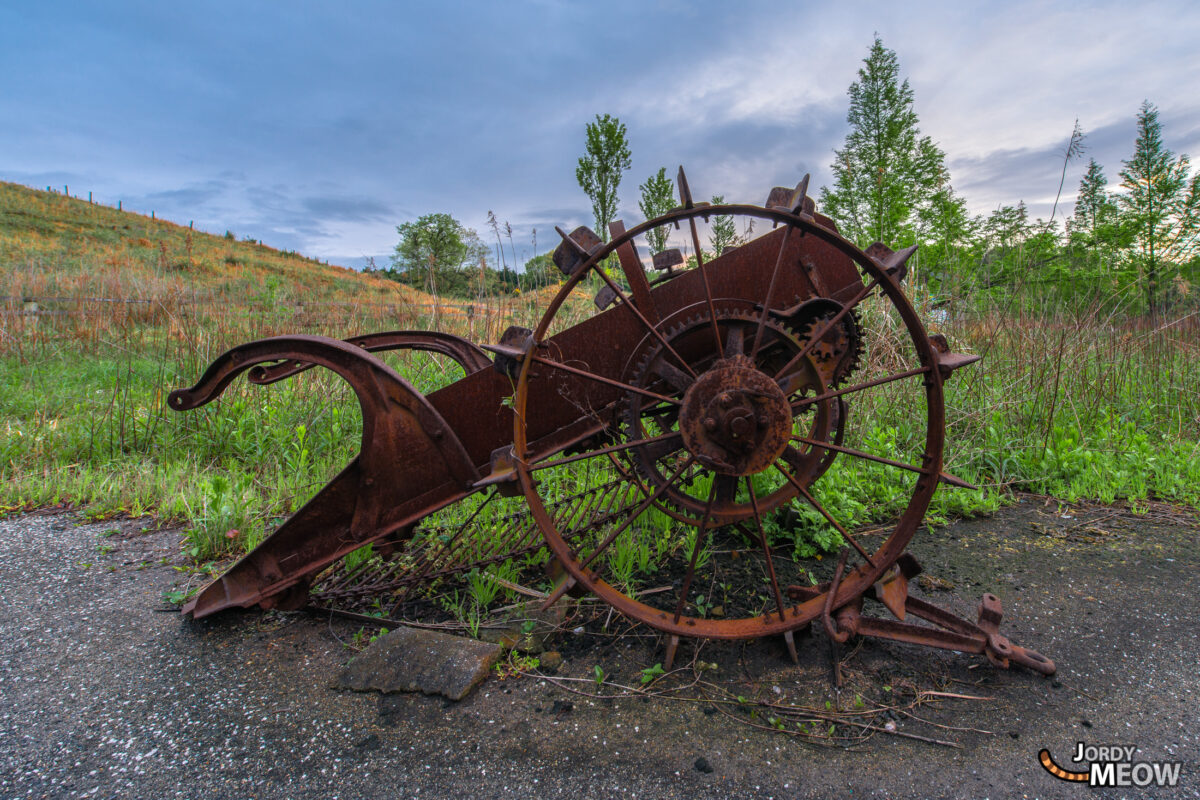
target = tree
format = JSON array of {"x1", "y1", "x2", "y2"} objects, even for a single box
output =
[
  {"x1": 819, "y1": 36, "x2": 956, "y2": 253},
  {"x1": 708, "y1": 195, "x2": 739, "y2": 256},
  {"x1": 390, "y1": 213, "x2": 486, "y2": 296},
  {"x1": 1067, "y1": 159, "x2": 1121, "y2": 272},
  {"x1": 912, "y1": 137, "x2": 973, "y2": 288},
  {"x1": 1118, "y1": 101, "x2": 1200, "y2": 312},
  {"x1": 638, "y1": 167, "x2": 675, "y2": 253},
  {"x1": 576, "y1": 114, "x2": 632, "y2": 242},
  {"x1": 523, "y1": 252, "x2": 556, "y2": 289}
]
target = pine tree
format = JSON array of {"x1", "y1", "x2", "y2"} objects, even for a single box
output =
[
  {"x1": 1067, "y1": 159, "x2": 1120, "y2": 272},
  {"x1": 708, "y1": 195, "x2": 739, "y2": 256},
  {"x1": 1118, "y1": 101, "x2": 1200, "y2": 312},
  {"x1": 820, "y1": 36, "x2": 939, "y2": 249},
  {"x1": 913, "y1": 137, "x2": 973, "y2": 287}
]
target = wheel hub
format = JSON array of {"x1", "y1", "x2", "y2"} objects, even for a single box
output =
[{"x1": 679, "y1": 355, "x2": 792, "y2": 475}]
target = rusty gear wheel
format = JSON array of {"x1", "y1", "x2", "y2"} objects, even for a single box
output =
[
  {"x1": 513, "y1": 196, "x2": 945, "y2": 642},
  {"x1": 618, "y1": 303, "x2": 838, "y2": 526},
  {"x1": 789, "y1": 302, "x2": 863, "y2": 388}
]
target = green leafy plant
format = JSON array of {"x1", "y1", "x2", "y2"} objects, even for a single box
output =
[
  {"x1": 639, "y1": 663, "x2": 664, "y2": 685},
  {"x1": 163, "y1": 588, "x2": 193, "y2": 605},
  {"x1": 494, "y1": 652, "x2": 540, "y2": 680}
]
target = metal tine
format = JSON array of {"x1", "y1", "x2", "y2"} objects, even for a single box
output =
[
  {"x1": 677, "y1": 166, "x2": 694, "y2": 209},
  {"x1": 555, "y1": 225, "x2": 592, "y2": 257},
  {"x1": 789, "y1": 174, "x2": 811, "y2": 215},
  {"x1": 866, "y1": 242, "x2": 918, "y2": 281},
  {"x1": 567, "y1": 483, "x2": 608, "y2": 531}
]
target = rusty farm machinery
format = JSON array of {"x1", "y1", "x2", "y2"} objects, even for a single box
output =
[{"x1": 169, "y1": 170, "x2": 1054, "y2": 676}]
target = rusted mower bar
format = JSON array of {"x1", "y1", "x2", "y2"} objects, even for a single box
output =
[{"x1": 171, "y1": 169, "x2": 1054, "y2": 676}]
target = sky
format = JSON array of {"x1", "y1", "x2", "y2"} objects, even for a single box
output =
[{"x1": 3, "y1": 1, "x2": 1199, "y2": 270}]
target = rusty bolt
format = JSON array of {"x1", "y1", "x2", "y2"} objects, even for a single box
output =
[
  {"x1": 703, "y1": 417, "x2": 717, "y2": 432},
  {"x1": 718, "y1": 393, "x2": 733, "y2": 407},
  {"x1": 730, "y1": 416, "x2": 752, "y2": 438}
]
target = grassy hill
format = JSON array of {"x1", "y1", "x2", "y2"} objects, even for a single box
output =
[
  {"x1": 0, "y1": 180, "x2": 433, "y2": 307},
  {"x1": 0, "y1": 181, "x2": 566, "y2": 562}
]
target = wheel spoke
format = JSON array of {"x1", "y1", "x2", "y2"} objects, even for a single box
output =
[
  {"x1": 586, "y1": 264, "x2": 698, "y2": 379},
  {"x1": 746, "y1": 477, "x2": 788, "y2": 622},
  {"x1": 773, "y1": 463, "x2": 876, "y2": 568},
  {"x1": 636, "y1": 435, "x2": 684, "y2": 464},
  {"x1": 677, "y1": 168, "x2": 724, "y2": 355},
  {"x1": 531, "y1": 353, "x2": 680, "y2": 405},
  {"x1": 673, "y1": 482, "x2": 718, "y2": 623},
  {"x1": 712, "y1": 474, "x2": 738, "y2": 513},
  {"x1": 772, "y1": 277, "x2": 881, "y2": 381},
  {"x1": 577, "y1": 455, "x2": 697, "y2": 573},
  {"x1": 687, "y1": 217, "x2": 723, "y2": 355},
  {"x1": 529, "y1": 431, "x2": 682, "y2": 472},
  {"x1": 789, "y1": 366, "x2": 930, "y2": 410},
  {"x1": 722, "y1": 322, "x2": 745, "y2": 359},
  {"x1": 779, "y1": 443, "x2": 808, "y2": 470},
  {"x1": 749, "y1": 226, "x2": 792, "y2": 359},
  {"x1": 649, "y1": 359, "x2": 692, "y2": 393},
  {"x1": 791, "y1": 435, "x2": 932, "y2": 478}
]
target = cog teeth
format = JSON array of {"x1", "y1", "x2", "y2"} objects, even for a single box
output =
[
  {"x1": 619, "y1": 305, "x2": 803, "y2": 514},
  {"x1": 797, "y1": 306, "x2": 864, "y2": 389}
]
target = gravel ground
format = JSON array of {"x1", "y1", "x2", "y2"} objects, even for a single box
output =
[{"x1": 0, "y1": 499, "x2": 1197, "y2": 799}]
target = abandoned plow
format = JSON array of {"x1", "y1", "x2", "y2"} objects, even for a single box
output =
[{"x1": 170, "y1": 169, "x2": 1054, "y2": 676}]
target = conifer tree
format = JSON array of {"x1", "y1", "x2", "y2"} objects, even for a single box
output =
[
  {"x1": 708, "y1": 196, "x2": 739, "y2": 256},
  {"x1": 821, "y1": 37, "x2": 928, "y2": 247},
  {"x1": 1118, "y1": 101, "x2": 1200, "y2": 312},
  {"x1": 1068, "y1": 159, "x2": 1121, "y2": 272}
]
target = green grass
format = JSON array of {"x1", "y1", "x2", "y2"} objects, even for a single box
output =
[{"x1": 3, "y1": 181, "x2": 1198, "y2": 598}]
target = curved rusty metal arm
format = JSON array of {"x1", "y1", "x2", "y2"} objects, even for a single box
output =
[
  {"x1": 246, "y1": 330, "x2": 492, "y2": 386},
  {"x1": 169, "y1": 334, "x2": 481, "y2": 620}
]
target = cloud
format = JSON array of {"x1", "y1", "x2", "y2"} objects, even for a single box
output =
[
  {"x1": 300, "y1": 195, "x2": 395, "y2": 223},
  {"x1": 142, "y1": 180, "x2": 230, "y2": 209},
  {"x1": 2, "y1": 1, "x2": 1198, "y2": 259}
]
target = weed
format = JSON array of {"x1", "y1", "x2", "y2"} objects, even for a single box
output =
[
  {"x1": 162, "y1": 588, "x2": 192, "y2": 605},
  {"x1": 639, "y1": 663, "x2": 664, "y2": 685},
  {"x1": 606, "y1": 531, "x2": 652, "y2": 592},
  {"x1": 465, "y1": 568, "x2": 501, "y2": 608},
  {"x1": 494, "y1": 651, "x2": 540, "y2": 680}
]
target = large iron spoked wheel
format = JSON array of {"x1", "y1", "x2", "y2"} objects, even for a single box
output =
[{"x1": 513, "y1": 201, "x2": 946, "y2": 641}]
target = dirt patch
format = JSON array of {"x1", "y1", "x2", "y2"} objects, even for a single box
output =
[{"x1": 1, "y1": 497, "x2": 1197, "y2": 798}]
